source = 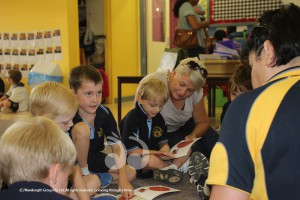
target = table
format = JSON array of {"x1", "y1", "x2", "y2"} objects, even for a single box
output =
[{"x1": 117, "y1": 76, "x2": 144, "y2": 124}]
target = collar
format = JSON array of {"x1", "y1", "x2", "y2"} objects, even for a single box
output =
[{"x1": 267, "y1": 66, "x2": 300, "y2": 83}]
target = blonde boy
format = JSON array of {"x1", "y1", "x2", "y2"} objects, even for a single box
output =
[
  {"x1": 29, "y1": 81, "x2": 112, "y2": 200},
  {"x1": 69, "y1": 65, "x2": 136, "y2": 199},
  {"x1": 120, "y1": 78, "x2": 190, "y2": 184},
  {"x1": 0, "y1": 116, "x2": 76, "y2": 199}
]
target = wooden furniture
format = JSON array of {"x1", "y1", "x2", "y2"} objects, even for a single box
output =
[{"x1": 117, "y1": 60, "x2": 241, "y2": 123}]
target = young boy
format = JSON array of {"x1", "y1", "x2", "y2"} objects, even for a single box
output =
[
  {"x1": 120, "y1": 78, "x2": 190, "y2": 184},
  {"x1": 220, "y1": 65, "x2": 252, "y2": 123},
  {"x1": 29, "y1": 81, "x2": 113, "y2": 200},
  {"x1": 69, "y1": 65, "x2": 136, "y2": 199},
  {"x1": 0, "y1": 116, "x2": 76, "y2": 200},
  {"x1": 0, "y1": 69, "x2": 28, "y2": 113}
]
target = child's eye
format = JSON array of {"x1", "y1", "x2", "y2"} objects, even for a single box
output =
[
  {"x1": 85, "y1": 92, "x2": 92, "y2": 96},
  {"x1": 97, "y1": 91, "x2": 102, "y2": 96}
]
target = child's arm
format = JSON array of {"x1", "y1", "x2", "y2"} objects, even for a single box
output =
[
  {"x1": 68, "y1": 166, "x2": 92, "y2": 200},
  {"x1": 159, "y1": 143, "x2": 170, "y2": 153},
  {"x1": 71, "y1": 122, "x2": 90, "y2": 174},
  {"x1": 111, "y1": 143, "x2": 134, "y2": 199}
]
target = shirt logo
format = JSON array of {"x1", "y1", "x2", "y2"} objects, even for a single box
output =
[
  {"x1": 152, "y1": 126, "x2": 163, "y2": 138},
  {"x1": 97, "y1": 128, "x2": 104, "y2": 137}
]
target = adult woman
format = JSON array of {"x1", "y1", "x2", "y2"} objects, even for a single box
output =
[
  {"x1": 136, "y1": 57, "x2": 219, "y2": 159},
  {"x1": 207, "y1": 4, "x2": 300, "y2": 200},
  {"x1": 173, "y1": 0, "x2": 210, "y2": 57}
]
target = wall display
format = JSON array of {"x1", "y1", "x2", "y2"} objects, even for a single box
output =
[
  {"x1": 0, "y1": 29, "x2": 62, "y2": 77},
  {"x1": 210, "y1": 0, "x2": 282, "y2": 25}
]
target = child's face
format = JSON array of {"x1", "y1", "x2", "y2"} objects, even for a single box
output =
[
  {"x1": 74, "y1": 80, "x2": 103, "y2": 114},
  {"x1": 54, "y1": 114, "x2": 75, "y2": 132},
  {"x1": 139, "y1": 96, "x2": 164, "y2": 119}
]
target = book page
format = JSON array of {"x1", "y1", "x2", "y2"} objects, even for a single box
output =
[
  {"x1": 117, "y1": 185, "x2": 180, "y2": 200},
  {"x1": 169, "y1": 138, "x2": 201, "y2": 158}
]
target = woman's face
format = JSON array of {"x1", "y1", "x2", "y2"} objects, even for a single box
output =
[{"x1": 169, "y1": 72, "x2": 195, "y2": 101}]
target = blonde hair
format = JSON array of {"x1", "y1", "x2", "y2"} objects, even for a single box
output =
[
  {"x1": 0, "y1": 116, "x2": 76, "y2": 184},
  {"x1": 174, "y1": 57, "x2": 207, "y2": 91},
  {"x1": 138, "y1": 78, "x2": 169, "y2": 104},
  {"x1": 29, "y1": 81, "x2": 78, "y2": 120}
]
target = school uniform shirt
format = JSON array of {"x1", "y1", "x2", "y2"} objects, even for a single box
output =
[
  {"x1": 0, "y1": 181, "x2": 72, "y2": 200},
  {"x1": 71, "y1": 105, "x2": 121, "y2": 168},
  {"x1": 5, "y1": 82, "x2": 29, "y2": 112},
  {"x1": 120, "y1": 102, "x2": 168, "y2": 152},
  {"x1": 207, "y1": 66, "x2": 300, "y2": 200}
]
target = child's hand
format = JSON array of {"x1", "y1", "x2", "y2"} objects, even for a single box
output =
[
  {"x1": 185, "y1": 134, "x2": 196, "y2": 140},
  {"x1": 119, "y1": 179, "x2": 134, "y2": 200}
]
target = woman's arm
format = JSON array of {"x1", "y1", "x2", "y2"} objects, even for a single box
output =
[
  {"x1": 186, "y1": 15, "x2": 209, "y2": 30},
  {"x1": 210, "y1": 185, "x2": 249, "y2": 200},
  {"x1": 186, "y1": 97, "x2": 210, "y2": 139}
]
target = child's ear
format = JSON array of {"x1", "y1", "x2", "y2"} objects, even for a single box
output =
[
  {"x1": 136, "y1": 95, "x2": 142, "y2": 103},
  {"x1": 48, "y1": 163, "x2": 61, "y2": 186}
]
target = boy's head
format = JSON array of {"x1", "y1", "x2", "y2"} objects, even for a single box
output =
[
  {"x1": 214, "y1": 30, "x2": 227, "y2": 42},
  {"x1": 6, "y1": 69, "x2": 22, "y2": 84},
  {"x1": 229, "y1": 65, "x2": 252, "y2": 101},
  {"x1": 0, "y1": 116, "x2": 76, "y2": 185},
  {"x1": 69, "y1": 65, "x2": 103, "y2": 114},
  {"x1": 137, "y1": 78, "x2": 169, "y2": 118},
  {"x1": 29, "y1": 81, "x2": 78, "y2": 132},
  {"x1": 69, "y1": 65, "x2": 103, "y2": 93}
]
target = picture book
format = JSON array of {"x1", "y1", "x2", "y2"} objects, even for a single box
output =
[
  {"x1": 150, "y1": 138, "x2": 201, "y2": 160},
  {"x1": 117, "y1": 185, "x2": 180, "y2": 200}
]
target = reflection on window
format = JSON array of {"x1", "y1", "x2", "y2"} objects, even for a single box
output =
[{"x1": 152, "y1": 0, "x2": 165, "y2": 42}]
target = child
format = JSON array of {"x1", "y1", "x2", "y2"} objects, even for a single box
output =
[
  {"x1": 0, "y1": 116, "x2": 76, "y2": 200},
  {"x1": 0, "y1": 69, "x2": 28, "y2": 113},
  {"x1": 220, "y1": 65, "x2": 252, "y2": 123},
  {"x1": 29, "y1": 81, "x2": 113, "y2": 200},
  {"x1": 69, "y1": 65, "x2": 136, "y2": 199},
  {"x1": 120, "y1": 78, "x2": 190, "y2": 184}
]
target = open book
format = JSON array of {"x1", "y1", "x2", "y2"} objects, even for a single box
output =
[
  {"x1": 117, "y1": 185, "x2": 180, "y2": 200},
  {"x1": 150, "y1": 138, "x2": 201, "y2": 160}
]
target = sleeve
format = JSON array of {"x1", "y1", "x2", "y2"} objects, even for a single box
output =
[
  {"x1": 192, "y1": 88, "x2": 203, "y2": 104},
  {"x1": 206, "y1": 97, "x2": 255, "y2": 193},
  {"x1": 101, "y1": 106, "x2": 122, "y2": 145},
  {"x1": 8, "y1": 87, "x2": 26, "y2": 103},
  {"x1": 120, "y1": 113, "x2": 141, "y2": 152},
  {"x1": 158, "y1": 122, "x2": 168, "y2": 145},
  {"x1": 181, "y1": 2, "x2": 196, "y2": 18}
]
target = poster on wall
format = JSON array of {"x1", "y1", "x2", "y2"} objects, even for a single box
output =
[
  {"x1": 209, "y1": 0, "x2": 282, "y2": 25},
  {"x1": 0, "y1": 29, "x2": 63, "y2": 78}
]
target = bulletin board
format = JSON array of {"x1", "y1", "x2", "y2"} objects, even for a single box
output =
[{"x1": 209, "y1": 0, "x2": 283, "y2": 25}]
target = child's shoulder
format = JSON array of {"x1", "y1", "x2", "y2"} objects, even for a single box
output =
[{"x1": 97, "y1": 105, "x2": 112, "y2": 115}]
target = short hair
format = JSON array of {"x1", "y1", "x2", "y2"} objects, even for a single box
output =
[
  {"x1": 0, "y1": 116, "x2": 76, "y2": 184},
  {"x1": 174, "y1": 57, "x2": 207, "y2": 91},
  {"x1": 248, "y1": 3, "x2": 300, "y2": 66},
  {"x1": 8, "y1": 69, "x2": 22, "y2": 83},
  {"x1": 214, "y1": 30, "x2": 227, "y2": 41},
  {"x1": 29, "y1": 81, "x2": 78, "y2": 120},
  {"x1": 138, "y1": 78, "x2": 169, "y2": 104},
  {"x1": 229, "y1": 65, "x2": 252, "y2": 94},
  {"x1": 69, "y1": 65, "x2": 103, "y2": 92}
]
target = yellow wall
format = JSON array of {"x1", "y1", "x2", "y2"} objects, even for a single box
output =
[
  {"x1": 105, "y1": 0, "x2": 140, "y2": 103},
  {"x1": 0, "y1": 0, "x2": 79, "y2": 89}
]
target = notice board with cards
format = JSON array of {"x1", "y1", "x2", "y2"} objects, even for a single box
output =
[{"x1": 209, "y1": 0, "x2": 283, "y2": 25}]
